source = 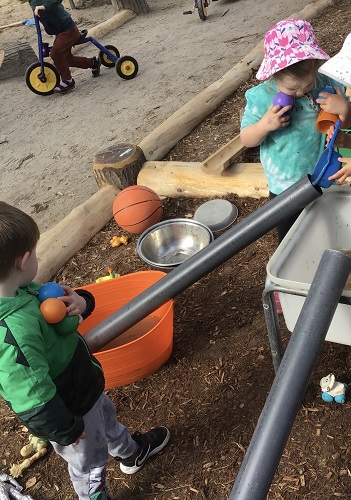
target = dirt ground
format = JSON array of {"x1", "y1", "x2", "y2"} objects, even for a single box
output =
[{"x1": 2, "y1": 0, "x2": 351, "y2": 499}]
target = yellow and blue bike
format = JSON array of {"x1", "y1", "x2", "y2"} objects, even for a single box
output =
[{"x1": 26, "y1": 15, "x2": 138, "y2": 96}]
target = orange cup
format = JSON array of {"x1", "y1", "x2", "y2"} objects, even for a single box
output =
[{"x1": 316, "y1": 109, "x2": 339, "y2": 134}]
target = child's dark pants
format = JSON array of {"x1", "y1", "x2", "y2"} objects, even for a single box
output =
[{"x1": 50, "y1": 24, "x2": 94, "y2": 81}]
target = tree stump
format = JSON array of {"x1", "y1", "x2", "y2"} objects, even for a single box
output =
[
  {"x1": 110, "y1": 0, "x2": 150, "y2": 14},
  {"x1": 0, "y1": 42, "x2": 37, "y2": 80},
  {"x1": 93, "y1": 144, "x2": 146, "y2": 189}
]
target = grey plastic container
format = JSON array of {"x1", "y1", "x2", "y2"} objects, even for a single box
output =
[{"x1": 266, "y1": 185, "x2": 351, "y2": 346}]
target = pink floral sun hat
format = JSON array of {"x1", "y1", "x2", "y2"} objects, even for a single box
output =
[{"x1": 256, "y1": 19, "x2": 330, "y2": 81}]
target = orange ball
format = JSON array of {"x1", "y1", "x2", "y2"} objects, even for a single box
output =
[
  {"x1": 40, "y1": 298, "x2": 66, "y2": 324},
  {"x1": 113, "y1": 185, "x2": 163, "y2": 234}
]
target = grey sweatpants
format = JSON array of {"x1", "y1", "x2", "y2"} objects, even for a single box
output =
[{"x1": 51, "y1": 393, "x2": 139, "y2": 499}]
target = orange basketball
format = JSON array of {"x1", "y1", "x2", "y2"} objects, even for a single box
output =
[
  {"x1": 40, "y1": 298, "x2": 67, "y2": 324},
  {"x1": 113, "y1": 185, "x2": 163, "y2": 234}
]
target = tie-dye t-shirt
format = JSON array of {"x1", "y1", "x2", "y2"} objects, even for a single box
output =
[{"x1": 240, "y1": 76, "x2": 344, "y2": 194}]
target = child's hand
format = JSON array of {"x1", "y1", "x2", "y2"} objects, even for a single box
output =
[
  {"x1": 34, "y1": 5, "x2": 46, "y2": 16},
  {"x1": 317, "y1": 87, "x2": 351, "y2": 123},
  {"x1": 261, "y1": 103, "x2": 291, "y2": 132},
  {"x1": 73, "y1": 432, "x2": 86, "y2": 446},
  {"x1": 58, "y1": 285, "x2": 87, "y2": 320},
  {"x1": 325, "y1": 125, "x2": 351, "y2": 148},
  {"x1": 328, "y1": 158, "x2": 351, "y2": 183}
]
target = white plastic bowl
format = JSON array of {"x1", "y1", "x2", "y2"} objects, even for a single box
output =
[{"x1": 194, "y1": 199, "x2": 238, "y2": 232}]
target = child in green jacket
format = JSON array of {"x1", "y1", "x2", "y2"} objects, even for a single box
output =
[
  {"x1": 0, "y1": 202, "x2": 170, "y2": 500},
  {"x1": 26, "y1": 0, "x2": 101, "y2": 92}
]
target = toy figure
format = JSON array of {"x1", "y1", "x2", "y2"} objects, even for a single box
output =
[
  {"x1": 10, "y1": 434, "x2": 48, "y2": 479},
  {"x1": 320, "y1": 373, "x2": 348, "y2": 403}
]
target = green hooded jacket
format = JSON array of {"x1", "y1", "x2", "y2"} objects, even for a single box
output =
[{"x1": 0, "y1": 282, "x2": 104, "y2": 445}]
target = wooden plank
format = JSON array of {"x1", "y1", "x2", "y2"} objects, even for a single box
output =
[
  {"x1": 138, "y1": 161, "x2": 268, "y2": 199},
  {"x1": 201, "y1": 134, "x2": 246, "y2": 174}
]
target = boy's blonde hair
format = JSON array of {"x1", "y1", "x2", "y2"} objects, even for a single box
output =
[{"x1": 0, "y1": 202, "x2": 40, "y2": 281}]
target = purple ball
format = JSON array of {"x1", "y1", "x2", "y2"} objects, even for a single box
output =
[{"x1": 273, "y1": 92, "x2": 294, "y2": 108}]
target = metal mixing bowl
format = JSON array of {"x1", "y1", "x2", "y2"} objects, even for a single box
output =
[{"x1": 137, "y1": 219, "x2": 214, "y2": 269}]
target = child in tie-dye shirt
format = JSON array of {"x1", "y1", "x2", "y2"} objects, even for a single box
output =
[{"x1": 240, "y1": 18, "x2": 347, "y2": 243}]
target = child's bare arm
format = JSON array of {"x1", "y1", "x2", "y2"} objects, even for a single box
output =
[
  {"x1": 326, "y1": 126, "x2": 351, "y2": 149},
  {"x1": 328, "y1": 158, "x2": 351, "y2": 183},
  {"x1": 240, "y1": 104, "x2": 291, "y2": 147}
]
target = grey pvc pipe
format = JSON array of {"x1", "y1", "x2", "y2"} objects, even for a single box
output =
[
  {"x1": 229, "y1": 249, "x2": 351, "y2": 500},
  {"x1": 85, "y1": 176, "x2": 321, "y2": 352}
]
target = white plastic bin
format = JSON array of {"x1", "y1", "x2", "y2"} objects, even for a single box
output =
[{"x1": 267, "y1": 185, "x2": 351, "y2": 346}]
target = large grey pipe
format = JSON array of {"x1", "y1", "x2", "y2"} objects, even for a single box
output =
[
  {"x1": 229, "y1": 249, "x2": 351, "y2": 500},
  {"x1": 85, "y1": 176, "x2": 321, "y2": 352}
]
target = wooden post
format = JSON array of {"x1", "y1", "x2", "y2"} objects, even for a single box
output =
[
  {"x1": 93, "y1": 144, "x2": 146, "y2": 189},
  {"x1": 110, "y1": 0, "x2": 150, "y2": 14}
]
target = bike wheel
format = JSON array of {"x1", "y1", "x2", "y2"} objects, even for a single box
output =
[
  {"x1": 25, "y1": 61, "x2": 60, "y2": 96},
  {"x1": 197, "y1": 0, "x2": 208, "y2": 20},
  {"x1": 99, "y1": 45, "x2": 120, "y2": 68},
  {"x1": 115, "y1": 56, "x2": 138, "y2": 80}
]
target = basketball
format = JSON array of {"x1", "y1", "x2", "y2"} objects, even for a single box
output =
[{"x1": 113, "y1": 185, "x2": 163, "y2": 234}]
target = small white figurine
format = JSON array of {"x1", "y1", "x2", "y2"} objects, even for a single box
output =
[{"x1": 320, "y1": 373, "x2": 348, "y2": 404}]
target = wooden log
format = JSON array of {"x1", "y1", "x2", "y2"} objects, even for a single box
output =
[
  {"x1": 35, "y1": 186, "x2": 118, "y2": 283},
  {"x1": 0, "y1": 42, "x2": 37, "y2": 80},
  {"x1": 93, "y1": 144, "x2": 145, "y2": 189},
  {"x1": 72, "y1": 10, "x2": 136, "y2": 54},
  {"x1": 201, "y1": 134, "x2": 246, "y2": 175},
  {"x1": 138, "y1": 161, "x2": 268, "y2": 198}
]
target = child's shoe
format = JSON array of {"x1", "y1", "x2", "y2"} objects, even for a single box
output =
[
  {"x1": 92, "y1": 56, "x2": 101, "y2": 78},
  {"x1": 120, "y1": 426, "x2": 170, "y2": 475},
  {"x1": 54, "y1": 79, "x2": 75, "y2": 93}
]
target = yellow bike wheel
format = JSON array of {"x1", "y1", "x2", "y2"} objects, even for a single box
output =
[
  {"x1": 99, "y1": 45, "x2": 120, "y2": 68},
  {"x1": 115, "y1": 56, "x2": 138, "y2": 80},
  {"x1": 25, "y1": 62, "x2": 59, "y2": 96}
]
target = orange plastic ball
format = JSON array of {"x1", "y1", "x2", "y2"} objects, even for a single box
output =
[
  {"x1": 112, "y1": 185, "x2": 163, "y2": 234},
  {"x1": 40, "y1": 298, "x2": 67, "y2": 324}
]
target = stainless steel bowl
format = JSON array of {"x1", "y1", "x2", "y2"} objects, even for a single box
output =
[{"x1": 137, "y1": 219, "x2": 214, "y2": 269}]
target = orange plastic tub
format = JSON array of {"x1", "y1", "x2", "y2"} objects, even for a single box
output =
[{"x1": 78, "y1": 271, "x2": 174, "y2": 389}]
